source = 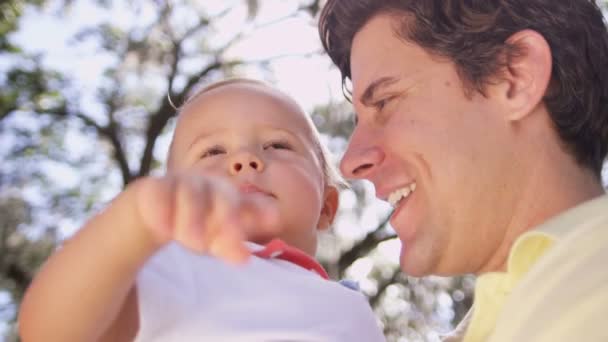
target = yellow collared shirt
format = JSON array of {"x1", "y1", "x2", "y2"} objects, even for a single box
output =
[{"x1": 453, "y1": 194, "x2": 608, "y2": 342}]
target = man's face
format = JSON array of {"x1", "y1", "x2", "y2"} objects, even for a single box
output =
[{"x1": 344, "y1": 14, "x2": 518, "y2": 276}]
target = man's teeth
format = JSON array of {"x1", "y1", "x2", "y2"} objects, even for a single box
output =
[{"x1": 387, "y1": 183, "x2": 417, "y2": 207}]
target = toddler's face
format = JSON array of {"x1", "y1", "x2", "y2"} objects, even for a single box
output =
[{"x1": 168, "y1": 83, "x2": 334, "y2": 255}]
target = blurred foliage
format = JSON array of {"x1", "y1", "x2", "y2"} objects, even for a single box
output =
[
  {"x1": 0, "y1": 0, "x2": 45, "y2": 52},
  {"x1": 0, "y1": 1, "x2": 479, "y2": 341}
]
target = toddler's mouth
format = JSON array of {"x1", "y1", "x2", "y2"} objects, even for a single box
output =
[{"x1": 239, "y1": 183, "x2": 275, "y2": 198}]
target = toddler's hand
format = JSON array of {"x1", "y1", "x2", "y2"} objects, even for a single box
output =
[{"x1": 132, "y1": 174, "x2": 280, "y2": 264}]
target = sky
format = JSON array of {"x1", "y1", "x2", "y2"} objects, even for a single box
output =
[{"x1": 13, "y1": 0, "x2": 345, "y2": 112}]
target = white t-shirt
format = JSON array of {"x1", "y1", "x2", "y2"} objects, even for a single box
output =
[{"x1": 134, "y1": 242, "x2": 386, "y2": 342}]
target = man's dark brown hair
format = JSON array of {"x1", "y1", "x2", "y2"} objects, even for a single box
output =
[{"x1": 319, "y1": 0, "x2": 608, "y2": 177}]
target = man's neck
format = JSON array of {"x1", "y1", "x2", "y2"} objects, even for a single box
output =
[{"x1": 477, "y1": 134, "x2": 605, "y2": 274}]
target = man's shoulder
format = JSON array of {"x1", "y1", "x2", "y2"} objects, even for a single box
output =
[
  {"x1": 447, "y1": 195, "x2": 608, "y2": 342},
  {"x1": 536, "y1": 193, "x2": 608, "y2": 239},
  {"x1": 518, "y1": 193, "x2": 608, "y2": 295},
  {"x1": 489, "y1": 194, "x2": 608, "y2": 342}
]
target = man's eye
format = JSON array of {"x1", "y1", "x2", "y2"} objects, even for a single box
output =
[
  {"x1": 263, "y1": 140, "x2": 292, "y2": 150},
  {"x1": 374, "y1": 96, "x2": 394, "y2": 111},
  {"x1": 201, "y1": 146, "x2": 226, "y2": 158}
]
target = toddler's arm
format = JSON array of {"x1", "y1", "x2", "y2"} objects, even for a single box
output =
[{"x1": 18, "y1": 174, "x2": 278, "y2": 342}]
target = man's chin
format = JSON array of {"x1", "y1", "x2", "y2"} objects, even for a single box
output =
[{"x1": 399, "y1": 246, "x2": 434, "y2": 277}]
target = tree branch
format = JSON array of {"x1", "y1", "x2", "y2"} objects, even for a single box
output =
[
  {"x1": 73, "y1": 112, "x2": 103, "y2": 132},
  {"x1": 6, "y1": 263, "x2": 31, "y2": 300},
  {"x1": 0, "y1": 104, "x2": 17, "y2": 122},
  {"x1": 181, "y1": 60, "x2": 244, "y2": 100},
  {"x1": 369, "y1": 267, "x2": 401, "y2": 308},
  {"x1": 137, "y1": 59, "x2": 243, "y2": 178},
  {"x1": 136, "y1": 98, "x2": 174, "y2": 179},
  {"x1": 103, "y1": 92, "x2": 133, "y2": 185},
  {"x1": 338, "y1": 213, "x2": 395, "y2": 277},
  {"x1": 101, "y1": 121, "x2": 132, "y2": 185},
  {"x1": 181, "y1": 16, "x2": 212, "y2": 39},
  {"x1": 166, "y1": 40, "x2": 181, "y2": 95},
  {"x1": 302, "y1": 0, "x2": 322, "y2": 17},
  {"x1": 46, "y1": 108, "x2": 133, "y2": 185},
  {"x1": 166, "y1": 12, "x2": 216, "y2": 94}
]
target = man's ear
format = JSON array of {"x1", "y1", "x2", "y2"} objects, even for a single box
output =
[
  {"x1": 495, "y1": 29, "x2": 553, "y2": 122},
  {"x1": 317, "y1": 186, "x2": 339, "y2": 231}
]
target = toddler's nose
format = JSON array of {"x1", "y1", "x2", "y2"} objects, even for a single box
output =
[{"x1": 230, "y1": 151, "x2": 264, "y2": 175}]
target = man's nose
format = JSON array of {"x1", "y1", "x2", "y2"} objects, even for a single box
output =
[
  {"x1": 340, "y1": 129, "x2": 384, "y2": 179},
  {"x1": 229, "y1": 150, "x2": 265, "y2": 175}
]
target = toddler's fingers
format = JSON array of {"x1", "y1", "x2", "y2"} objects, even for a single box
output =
[
  {"x1": 176, "y1": 175, "x2": 250, "y2": 261},
  {"x1": 173, "y1": 175, "x2": 211, "y2": 252},
  {"x1": 203, "y1": 181, "x2": 255, "y2": 263},
  {"x1": 208, "y1": 219, "x2": 250, "y2": 264}
]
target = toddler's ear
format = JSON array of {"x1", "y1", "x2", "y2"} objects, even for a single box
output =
[{"x1": 317, "y1": 186, "x2": 339, "y2": 230}]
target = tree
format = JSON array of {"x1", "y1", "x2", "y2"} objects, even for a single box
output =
[{"x1": 0, "y1": 1, "x2": 70, "y2": 339}]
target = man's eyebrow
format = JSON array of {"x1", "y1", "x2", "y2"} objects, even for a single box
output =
[{"x1": 359, "y1": 76, "x2": 400, "y2": 106}]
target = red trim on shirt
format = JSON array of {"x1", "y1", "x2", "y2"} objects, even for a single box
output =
[{"x1": 253, "y1": 239, "x2": 329, "y2": 280}]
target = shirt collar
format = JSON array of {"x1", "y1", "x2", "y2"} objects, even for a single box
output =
[
  {"x1": 248, "y1": 239, "x2": 329, "y2": 280},
  {"x1": 461, "y1": 193, "x2": 608, "y2": 342},
  {"x1": 509, "y1": 193, "x2": 608, "y2": 276}
]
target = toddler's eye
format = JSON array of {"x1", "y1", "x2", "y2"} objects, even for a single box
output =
[
  {"x1": 201, "y1": 146, "x2": 226, "y2": 158},
  {"x1": 263, "y1": 140, "x2": 293, "y2": 151}
]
